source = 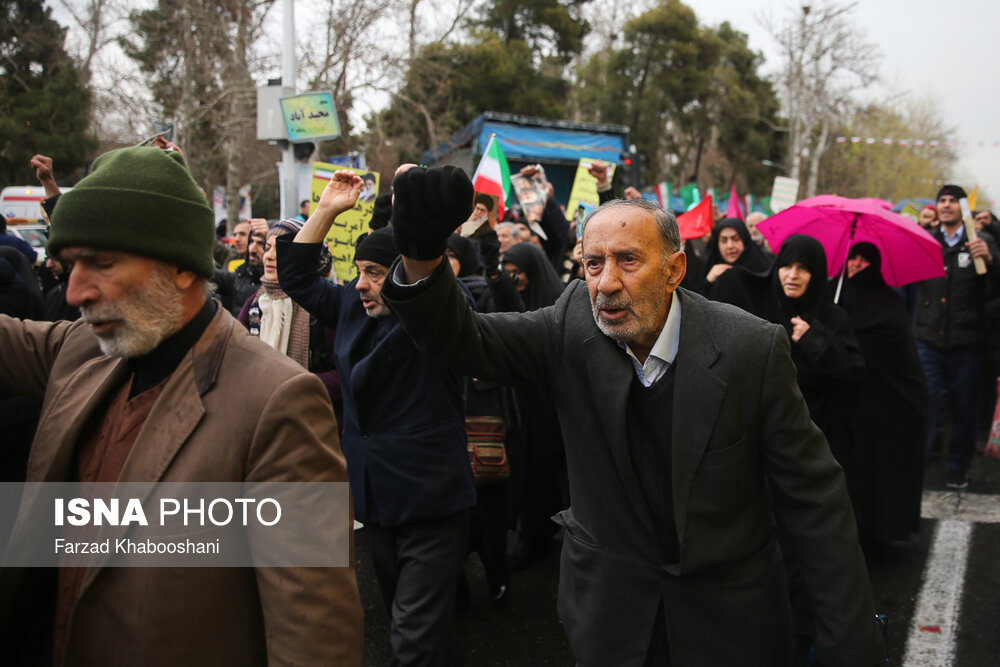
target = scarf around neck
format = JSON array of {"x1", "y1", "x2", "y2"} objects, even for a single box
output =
[{"x1": 248, "y1": 279, "x2": 311, "y2": 369}]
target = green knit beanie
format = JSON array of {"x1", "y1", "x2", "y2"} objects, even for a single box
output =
[{"x1": 48, "y1": 146, "x2": 216, "y2": 279}]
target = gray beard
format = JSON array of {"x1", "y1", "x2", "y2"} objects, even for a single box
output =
[
  {"x1": 591, "y1": 294, "x2": 638, "y2": 342},
  {"x1": 82, "y1": 269, "x2": 185, "y2": 358}
]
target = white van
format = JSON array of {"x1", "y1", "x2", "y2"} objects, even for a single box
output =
[{"x1": 1, "y1": 186, "x2": 48, "y2": 222}]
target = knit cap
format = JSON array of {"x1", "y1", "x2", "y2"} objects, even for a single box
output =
[
  {"x1": 354, "y1": 227, "x2": 398, "y2": 268},
  {"x1": 936, "y1": 184, "x2": 968, "y2": 202},
  {"x1": 268, "y1": 218, "x2": 303, "y2": 238},
  {"x1": 48, "y1": 146, "x2": 216, "y2": 278}
]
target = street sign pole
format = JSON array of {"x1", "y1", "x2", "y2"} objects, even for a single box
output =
[{"x1": 281, "y1": 0, "x2": 297, "y2": 219}]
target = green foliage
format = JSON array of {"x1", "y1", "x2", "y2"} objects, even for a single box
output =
[
  {"x1": 0, "y1": 0, "x2": 97, "y2": 184},
  {"x1": 574, "y1": 1, "x2": 783, "y2": 194},
  {"x1": 477, "y1": 0, "x2": 590, "y2": 62},
  {"x1": 704, "y1": 22, "x2": 785, "y2": 194},
  {"x1": 373, "y1": 32, "x2": 569, "y2": 164}
]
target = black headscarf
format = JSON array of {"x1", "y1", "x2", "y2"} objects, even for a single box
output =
[
  {"x1": 771, "y1": 234, "x2": 832, "y2": 323},
  {"x1": 839, "y1": 242, "x2": 909, "y2": 331},
  {"x1": 703, "y1": 218, "x2": 773, "y2": 280},
  {"x1": 446, "y1": 234, "x2": 483, "y2": 278},
  {"x1": 709, "y1": 234, "x2": 831, "y2": 335},
  {"x1": 503, "y1": 242, "x2": 564, "y2": 311}
]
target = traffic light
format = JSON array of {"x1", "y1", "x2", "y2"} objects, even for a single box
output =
[{"x1": 620, "y1": 146, "x2": 641, "y2": 188}]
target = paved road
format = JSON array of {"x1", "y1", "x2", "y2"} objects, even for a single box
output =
[{"x1": 358, "y1": 453, "x2": 1000, "y2": 666}]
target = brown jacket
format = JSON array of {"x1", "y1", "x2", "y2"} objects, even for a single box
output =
[{"x1": 0, "y1": 308, "x2": 362, "y2": 666}]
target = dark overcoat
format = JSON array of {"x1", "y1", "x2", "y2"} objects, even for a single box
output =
[{"x1": 382, "y1": 260, "x2": 883, "y2": 666}]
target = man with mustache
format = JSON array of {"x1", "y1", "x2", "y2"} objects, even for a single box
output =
[
  {"x1": 381, "y1": 167, "x2": 884, "y2": 666},
  {"x1": 276, "y1": 171, "x2": 476, "y2": 667},
  {"x1": 215, "y1": 218, "x2": 267, "y2": 315},
  {"x1": 0, "y1": 146, "x2": 362, "y2": 666}
]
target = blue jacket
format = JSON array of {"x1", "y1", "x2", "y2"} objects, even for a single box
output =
[{"x1": 276, "y1": 238, "x2": 475, "y2": 526}]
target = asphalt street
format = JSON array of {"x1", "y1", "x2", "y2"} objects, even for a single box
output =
[{"x1": 358, "y1": 453, "x2": 1000, "y2": 666}]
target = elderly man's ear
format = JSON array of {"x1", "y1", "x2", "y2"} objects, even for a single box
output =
[
  {"x1": 173, "y1": 268, "x2": 199, "y2": 290},
  {"x1": 668, "y1": 252, "x2": 687, "y2": 288}
]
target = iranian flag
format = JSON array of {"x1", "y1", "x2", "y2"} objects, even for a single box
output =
[{"x1": 472, "y1": 135, "x2": 511, "y2": 219}]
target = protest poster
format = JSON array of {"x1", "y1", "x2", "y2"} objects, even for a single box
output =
[
  {"x1": 461, "y1": 192, "x2": 501, "y2": 238},
  {"x1": 511, "y1": 165, "x2": 550, "y2": 224},
  {"x1": 566, "y1": 159, "x2": 617, "y2": 222},
  {"x1": 770, "y1": 177, "x2": 800, "y2": 213},
  {"x1": 310, "y1": 162, "x2": 379, "y2": 283}
]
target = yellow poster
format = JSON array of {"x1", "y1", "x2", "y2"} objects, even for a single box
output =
[
  {"x1": 310, "y1": 162, "x2": 380, "y2": 282},
  {"x1": 566, "y1": 158, "x2": 616, "y2": 222}
]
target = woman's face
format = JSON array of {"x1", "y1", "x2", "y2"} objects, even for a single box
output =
[
  {"x1": 847, "y1": 253, "x2": 871, "y2": 278},
  {"x1": 718, "y1": 227, "x2": 745, "y2": 264},
  {"x1": 262, "y1": 237, "x2": 278, "y2": 282},
  {"x1": 445, "y1": 249, "x2": 461, "y2": 277},
  {"x1": 778, "y1": 261, "x2": 811, "y2": 299},
  {"x1": 504, "y1": 261, "x2": 529, "y2": 292}
]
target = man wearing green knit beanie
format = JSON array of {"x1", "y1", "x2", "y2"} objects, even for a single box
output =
[
  {"x1": 0, "y1": 143, "x2": 363, "y2": 665},
  {"x1": 43, "y1": 145, "x2": 217, "y2": 358},
  {"x1": 49, "y1": 145, "x2": 216, "y2": 280}
]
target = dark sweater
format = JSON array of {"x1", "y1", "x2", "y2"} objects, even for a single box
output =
[{"x1": 626, "y1": 366, "x2": 679, "y2": 564}]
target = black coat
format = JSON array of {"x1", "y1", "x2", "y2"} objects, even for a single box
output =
[
  {"x1": 0, "y1": 257, "x2": 29, "y2": 319},
  {"x1": 382, "y1": 262, "x2": 883, "y2": 666},
  {"x1": 213, "y1": 261, "x2": 262, "y2": 317},
  {"x1": 840, "y1": 243, "x2": 929, "y2": 542},
  {"x1": 275, "y1": 237, "x2": 476, "y2": 526},
  {"x1": 912, "y1": 225, "x2": 1000, "y2": 348}
]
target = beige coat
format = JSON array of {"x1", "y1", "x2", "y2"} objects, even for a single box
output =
[{"x1": 0, "y1": 308, "x2": 362, "y2": 666}]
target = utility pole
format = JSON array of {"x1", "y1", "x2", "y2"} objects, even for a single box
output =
[{"x1": 281, "y1": 0, "x2": 297, "y2": 218}]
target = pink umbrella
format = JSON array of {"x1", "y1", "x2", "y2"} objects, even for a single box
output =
[{"x1": 757, "y1": 194, "x2": 945, "y2": 289}]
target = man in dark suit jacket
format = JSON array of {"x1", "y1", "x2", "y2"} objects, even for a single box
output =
[
  {"x1": 276, "y1": 170, "x2": 476, "y2": 667},
  {"x1": 381, "y1": 166, "x2": 884, "y2": 666}
]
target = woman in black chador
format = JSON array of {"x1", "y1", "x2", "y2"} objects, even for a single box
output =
[
  {"x1": 701, "y1": 217, "x2": 773, "y2": 293},
  {"x1": 710, "y1": 233, "x2": 866, "y2": 659},
  {"x1": 711, "y1": 233, "x2": 865, "y2": 462},
  {"x1": 840, "y1": 242, "x2": 929, "y2": 544},
  {"x1": 500, "y1": 242, "x2": 569, "y2": 569}
]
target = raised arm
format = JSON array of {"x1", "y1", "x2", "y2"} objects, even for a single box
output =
[
  {"x1": 391, "y1": 164, "x2": 473, "y2": 283},
  {"x1": 295, "y1": 171, "x2": 363, "y2": 244}
]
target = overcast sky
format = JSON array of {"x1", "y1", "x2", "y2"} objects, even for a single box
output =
[{"x1": 691, "y1": 0, "x2": 998, "y2": 206}]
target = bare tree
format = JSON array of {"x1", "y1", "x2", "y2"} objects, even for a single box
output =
[
  {"x1": 55, "y1": 0, "x2": 155, "y2": 147},
  {"x1": 294, "y1": 0, "x2": 474, "y2": 156},
  {"x1": 762, "y1": 1, "x2": 880, "y2": 198}
]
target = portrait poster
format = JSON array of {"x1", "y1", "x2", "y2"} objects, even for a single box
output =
[
  {"x1": 511, "y1": 168, "x2": 550, "y2": 223},
  {"x1": 566, "y1": 158, "x2": 617, "y2": 222},
  {"x1": 310, "y1": 162, "x2": 380, "y2": 283},
  {"x1": 461, "y1": 192, "x2": 500, "y2": 237}
]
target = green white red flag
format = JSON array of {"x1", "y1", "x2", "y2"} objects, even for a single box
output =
[{"x1": 472, "y1": 135, "x2": 511, "y2": 219}]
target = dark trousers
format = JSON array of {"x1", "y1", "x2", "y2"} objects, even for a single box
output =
[
  {"x1": 362, "y1": 510, "x2": 470, "y2": 667},
  {"x1": 917, "y1": 341, "x2": 984, "y2": 473},
  {"x1": 468, "y1": 482, "x2": 509, "y2": 595}
]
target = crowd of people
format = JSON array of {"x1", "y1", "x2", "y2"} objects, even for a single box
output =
[{"x1": 1, "y1": 139, "x2": 997, "y2": 666}]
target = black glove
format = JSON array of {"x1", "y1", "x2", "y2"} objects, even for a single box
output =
[
  {"x1": 392, "y1": 165, "x2": 474, "y2": 260},
  {"x1": 478, "y1": 229, "x2": 501, "y2": 275}
]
